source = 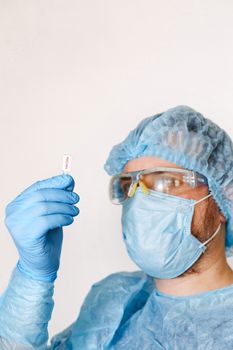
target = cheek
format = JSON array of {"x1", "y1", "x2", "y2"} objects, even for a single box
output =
[
  {"x1": 205, "y1": 201, "x2": 222, "y2": 229},
  {"x1": 192, "y1": 201, "x2": 209, "y2": 226},
  {"x1": 192, "y1": 198, "x2": 220, "y2": 233}
]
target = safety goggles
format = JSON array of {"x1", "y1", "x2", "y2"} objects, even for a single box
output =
[{"x1": 109, "y1": 166, "x2": 208, "y2": 204}]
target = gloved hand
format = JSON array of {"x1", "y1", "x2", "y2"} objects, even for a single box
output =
[{"x1": 4, "y1": 174, "x2": 80, "y2": 282}]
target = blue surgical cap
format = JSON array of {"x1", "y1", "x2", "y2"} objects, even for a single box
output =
[{"x1": 104, "y1": 105, "x2": 233, "y2": 256}]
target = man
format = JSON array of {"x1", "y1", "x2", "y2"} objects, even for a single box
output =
[{"x1": 1, "y1": 105, "x2": 233, "y2": 349}]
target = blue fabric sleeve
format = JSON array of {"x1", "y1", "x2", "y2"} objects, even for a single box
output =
[
  {"x1": 0, "y1": 266, "x2": 55, "y2": 350},
  {"x1": 0, "y1": 269, "x2": 154, "y2": 350},
  {"x1": 48, "y1": 271, "x2": 154, "y2": 349}
]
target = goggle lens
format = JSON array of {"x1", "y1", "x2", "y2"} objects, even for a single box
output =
[{"x1": 109, "y1": 169, "x2": 208, "y2": 204}]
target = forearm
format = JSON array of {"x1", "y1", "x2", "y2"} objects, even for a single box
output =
[{"x1": 0, "y1": 265, "x2": 55, "y2": 350}]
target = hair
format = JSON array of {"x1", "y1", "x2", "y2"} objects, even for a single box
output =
[{"x1": 181, "y1": 196, "x2": 223, "y2": 276}]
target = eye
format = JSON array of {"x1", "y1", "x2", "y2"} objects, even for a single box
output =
[
  {"x1": 141, "y1": 172, "x2": 185, "y2": 193},
  {"x1": 120, "y1": 177, "x2": 132, "y2": 195},
  {"x1": 164, "y1": 177, "x2": 182, "y2": 187}
]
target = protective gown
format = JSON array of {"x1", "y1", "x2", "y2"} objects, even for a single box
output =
[
  {"x1": 1, "y1": 267, "x2": 233, "y2": 350},
  {"x1": 2, "y1": 105, "x2": 233, "y2": 349}
]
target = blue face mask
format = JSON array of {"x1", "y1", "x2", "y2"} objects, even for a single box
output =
[{"x1": 121, "y1": 187, "x2": 221, "y2": 279}]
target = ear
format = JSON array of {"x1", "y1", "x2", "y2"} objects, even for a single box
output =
[{"x1": 219, "y1": 212, "x2": 227, "y2": 223}]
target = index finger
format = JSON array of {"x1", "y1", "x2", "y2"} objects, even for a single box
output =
[{"x1": 16, "y1": 174, "x2": 75, "y2": 198}]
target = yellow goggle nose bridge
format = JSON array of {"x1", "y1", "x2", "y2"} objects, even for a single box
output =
[{"x1": 127, "y1": 180, "x2": 149, "y2": 197}]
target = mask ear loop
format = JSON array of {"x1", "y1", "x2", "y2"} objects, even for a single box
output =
[
  {"x1": 190, "y1": 192, "x2": 222, "y2": 247},
  {"x1": 190, "y1": 192, "x2": 212, "y2": 206},
  {"x1": 199, "y1": 223, "x2": 222, "y2": 248}
]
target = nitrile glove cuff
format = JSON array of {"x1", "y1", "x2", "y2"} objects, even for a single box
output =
[{"x1": 17, "y1": 260, "x2": 58, "y2": 283}]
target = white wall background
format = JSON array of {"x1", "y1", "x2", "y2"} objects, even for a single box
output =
[{"x1": 0, "y1": 0, "x2": 233, "y2": 338}]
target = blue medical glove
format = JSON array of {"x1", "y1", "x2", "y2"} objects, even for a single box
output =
[{"x1": 4, "y1": 174, "x2": 80, "y2": 282}]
